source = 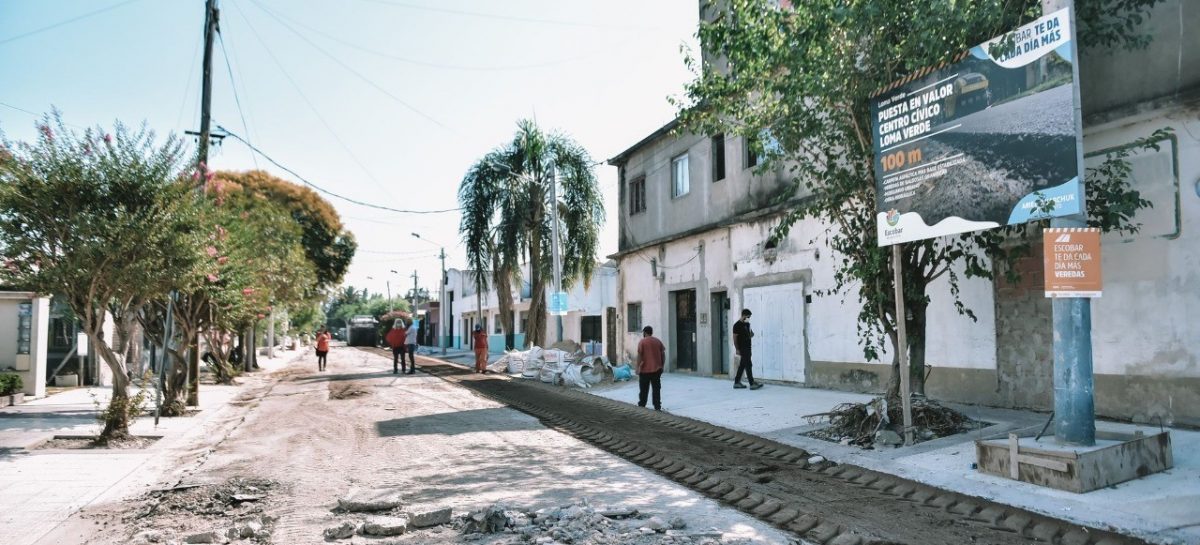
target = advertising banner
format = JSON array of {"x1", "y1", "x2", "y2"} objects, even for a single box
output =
[
  {"x1": 549, "y1": 291, "x2": 569, "y2": 316},
  {"x1": 1043, "y1": 228, "x2": 1102, "y2": 297},
  {"x1": 872, "y1": 8, "x2": 1082, "y2": 246}
]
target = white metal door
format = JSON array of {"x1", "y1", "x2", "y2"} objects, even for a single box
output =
[{"x1": 741, "y1": 283, "x2": 806, "y2": 383}]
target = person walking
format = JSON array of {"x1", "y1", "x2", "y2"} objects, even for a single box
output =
[
  {"x1": 732, "y1": 309, "x2": 763, "y2": 390},
  {"x1": 405, "y1": 318, "x2": 420, "y2": 374},
  {"x1": 315, "y1": 326, "x2": 331, "y2": 372},
  {"x1": 385, "y1": 321, "x2": 407, "y2": 374},
  {"x1": 472, "y1": 324, "x2": 488, "y2": 373},
  {"x1": 636, "y1": 325, "x2": 666, "y2": 410}
]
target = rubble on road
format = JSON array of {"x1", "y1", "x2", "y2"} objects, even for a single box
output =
[
  {"x1": 337, "y1": 487, "x2": 407, "y2": 512},
  {"x1": 449, "y1": 500, "x2": 750, "y2": 545},
  {"x1": 121, "y1": 477, "x2": 278, "y2": 544}
]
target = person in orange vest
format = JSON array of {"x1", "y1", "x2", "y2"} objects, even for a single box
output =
[
  {"x1": 315, "y1": 326, "x2": 331, "y2": 372},
  {"x1": 385, "y1": 321, "x2": 408, "y2": 374},
  {"x1": 472, "y1": 324, "x2": 488, "y2": 373}
]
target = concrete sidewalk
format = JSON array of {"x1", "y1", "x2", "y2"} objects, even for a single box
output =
[
  {"x1": 580, "y1": 373, "x2": 1199, "y2": 545},
  {"x1": 0, "y1": 349, "x2": 306, "y2": 545}
]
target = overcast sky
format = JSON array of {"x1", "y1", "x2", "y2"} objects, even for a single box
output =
[{"x1": 0, "y1": 0, "x2": 699, "y2": 303}]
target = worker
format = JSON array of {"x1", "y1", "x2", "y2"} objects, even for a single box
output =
[{"x1": 472, "y1": 324, "x2": 488, "y2": 373}]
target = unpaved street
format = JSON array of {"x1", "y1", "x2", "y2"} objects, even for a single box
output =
[{"x1": 42, "y1": 346, "x2": 795, "y2": 545}]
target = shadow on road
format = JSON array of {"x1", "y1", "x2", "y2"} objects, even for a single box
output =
[{"x1": 375, "y1": 407, "x2": 546, "y2": 437}]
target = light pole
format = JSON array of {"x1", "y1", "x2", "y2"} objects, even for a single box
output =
[{"x1": 412, "y1": 233, "x2": 447, "y2": 354}]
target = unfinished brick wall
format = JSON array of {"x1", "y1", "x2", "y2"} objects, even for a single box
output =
[{"x1": 993, "y1": 241, "x2": 1054, "y2": 411}]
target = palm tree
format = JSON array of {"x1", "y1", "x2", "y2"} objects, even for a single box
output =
[{"x1": 458, "y1": 119, "x2": 604, "y2": 349}]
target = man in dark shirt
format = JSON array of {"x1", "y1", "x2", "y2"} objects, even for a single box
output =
[
  {"x1": 732, "y1": 308, "x2": 763, "y2": 390},
  {"x1": 636, "y1": 325, "x2": 666, "y2": 410}
]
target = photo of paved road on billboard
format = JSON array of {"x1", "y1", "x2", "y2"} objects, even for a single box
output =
[{"x1": 871, "y1": 9, "x2": 1082, "y2": 247}]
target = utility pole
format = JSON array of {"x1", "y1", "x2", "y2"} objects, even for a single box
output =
[
  {"x1": 439, "y1": 247, "x2": 446, "y2": 354},
  {"x1": 549, "y1": 164, "x2": 564, "y2": 343},
  {"x1": 411, "y1": 270, "x2": 420, "y2": 312},
  {"x1": 188, "y1": 0, "x2": 219, "y2": 407}
]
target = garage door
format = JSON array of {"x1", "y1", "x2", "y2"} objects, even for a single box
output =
[{"x1": 741, "y1": 283, "x2": 806, "y2": 383}]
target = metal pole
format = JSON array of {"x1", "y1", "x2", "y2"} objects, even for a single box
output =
[
  {"x1": 892, "y1": 243, "x2": 914, "y2": 446},
  {"x1": 266, "y1": 306, "x2": 275, "y2": 359},
  {"x1": 386, "y1": 281, "x2": 392, "y2": 313},
  {"x1": 1050, "y1": 0, "x2": 1095, "y2": 446},
  {"x1": 187, "y1": 0, "x2": 218, "y2": 408},
  {"x1": 549, "y1": 164, "x2": 564, "y2": 343},
  {"x1": 439, "y1": 247, "x2": 447, "y2": 354}
]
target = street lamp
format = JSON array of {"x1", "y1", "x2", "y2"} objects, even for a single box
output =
[{"x1": 411, "y1": 232, "x2": 447, "y2": 354}]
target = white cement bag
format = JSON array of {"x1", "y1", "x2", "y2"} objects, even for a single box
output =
[
  {"x1": 487, "y1": 353, "x2": 511, "y2": 373},
  {"x1": 539, "y1": 361, "x2": 564, "y2": 384},
  {"x1": 505, "y1": 352, "x2": 526, "y2": 374},
  {"x1": 578, "y1": 356, "x2": 609, "y2": 386},
  {"x1": 562, "y1": 363, "x2": 590, "y2": 388},
  {"x1": 522, "y1": 346, "x2": 545, "y2": 377}
]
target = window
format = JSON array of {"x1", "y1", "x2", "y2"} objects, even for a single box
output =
[
  {"x1": 711, "y1": 134, "x2": 726, "y2": 181},
  {"x1": 671, "y1": 154, "x2": 690, "y2": 197},
  {"x1": 744, "y1": 129, "x2": 780, "y2": 170},
  {"x1": 626, "y1": 303, "x2": 642, "y2": 332},
  {"x1": 580, "y1": 316, "x2": 602, "y2": 343},
  {"x1": 519, "y1": 310, "x2": 529, "y2": 334},
  {"x1": 493, "y1": 314, "x2": 502, "y2": 334},
  {"x1": 628, "y1": 176, "x2": 646, "y2": 215}
]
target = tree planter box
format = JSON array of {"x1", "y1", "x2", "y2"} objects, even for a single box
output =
[
  {"x1": 975, "y1": 425, "x2": 1172, "y2": 493},
  {"x1": 0, "y1": 393, "x2": 24, "y2": 408}
]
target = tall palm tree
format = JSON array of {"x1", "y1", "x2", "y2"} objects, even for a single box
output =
[{"x1": 458, "y1": 119, "x2": 604, "y2": 349}]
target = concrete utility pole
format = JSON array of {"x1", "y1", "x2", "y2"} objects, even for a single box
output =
[
  {"x1": 549, "y1": 164, "x2": 564, "y2": 343},
  {"x1": 188, "y1": 0, "x2": 219, "y2": 407},
  {"x1": 411, "y1": 270, "x2": 419, "y2": 309},
  {"x1": 438, "y1": 248, "x2": 446, "y2": 353},
  {"x1": 1045, "y1": 0, "x2": 1095, "y2": 446}
]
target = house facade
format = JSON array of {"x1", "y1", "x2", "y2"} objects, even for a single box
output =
[
  {"x1": 608, "y1": 0, "x2": 1200, "y2": 426},
  {"x1": 441, "y1": 263, "x2": 619, "y2": 358}
]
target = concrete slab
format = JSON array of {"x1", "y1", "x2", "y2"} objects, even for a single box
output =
[{"x1": 585, "y1": 372, "x2": 1200, "y2": 545}]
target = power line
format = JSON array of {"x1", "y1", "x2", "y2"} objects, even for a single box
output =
[
  {"x1": 229, "y1": 0, "x2": 398, "y2": 201},
  {"x1": 175, "y1": 31, "x2": 204, "y2": 131},
  {"x1": 248, "y1": 0, "x2": 452, "y2": 132},
  {"x1": 217, "y1": 32, "x2": 258, "y2": 169},
  {"x1": 351, "y1": 0, "x2": 659, "y2": 31},
  {"x1": 0, "y1": 101, "x2": 88, "y2": 129},
  {"x1": 217, "y1": 124, "x2": 462, "y2": 215},
  {"x1": 0, "y1": 0, "x2": 145, "y2": 46},
  {"x1": 260, "y1": 6, "x2": 598, "y2": 72}
]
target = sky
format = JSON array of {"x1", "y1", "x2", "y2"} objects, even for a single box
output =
[{"x1": 0, "y1": 0, "x2": 699, "y2": 304}]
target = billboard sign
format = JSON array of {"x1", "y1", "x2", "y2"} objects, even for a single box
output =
[
  {"x1": 872, "y1": 8, "x2": 1082, "y2": 246},
  {"x1": 549, "y1": 291, "x2": 569, "y2": 316},
  {"x1": 1043, "y1": 228, "x2": 1102, "y2": 297}
]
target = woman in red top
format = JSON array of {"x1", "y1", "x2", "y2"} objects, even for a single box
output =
[
  {"x1": 315, "y1": 327, "x2": 332, "y2": 371},
  {"x1": 472, "y1": 324, "x2": 488, "y2": 373}
]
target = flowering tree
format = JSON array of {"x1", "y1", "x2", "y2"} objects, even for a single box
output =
[{"x1": 0, "y1": 114, "x2": 203, "y2": 439}]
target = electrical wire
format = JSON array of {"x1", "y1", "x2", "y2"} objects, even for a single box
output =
[
  {"x1": 350, "y1": 0, "x2": 659, "y2": 32},
  {"x1": 175, "y1": 32, "x2": 203, "y2": 131},
  {"x1": 217, "y1": 32, "x2": 258, "y2": 169},
  {"x1": 257, "y1": 5, "x2": 598, "y2": 72},
  {"x1": 0, "y1": 101, "x2": 88, "y2": 129},
  {"x1": 0, "y1": 0, "x2": 145, "y2": 46},
  {"x1": 229, "y1": 0, "x2": 398, "y2": 201},
  {"x1": 217, "y1": 124, "x2": 462, "y2": 215},
  {"x1": 249, "y1": 0, "x2": 452, "y2": 132}
]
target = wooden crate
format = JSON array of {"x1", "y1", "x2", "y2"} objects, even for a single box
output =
[{"x1": 975, "y1": 427, "x2": 1173, "y2": 493}]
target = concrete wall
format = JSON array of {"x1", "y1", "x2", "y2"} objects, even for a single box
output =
[{"x1": 0, "y1": 293, "x2": 49, "y2": 398}]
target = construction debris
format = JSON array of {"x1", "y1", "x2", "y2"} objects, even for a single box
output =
[
  {"x1": 337, "y1": 487, "x2": 406, "y2": 512},
  {"x1": 804, "y1": 397, "x2": 979, "y2": 448},
  {"x1": 452, "y1": 500, "x2": 741, "y2": 545}
]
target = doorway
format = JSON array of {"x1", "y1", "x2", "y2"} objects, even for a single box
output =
[
  {"x1": 672, "y1": 289, "x2": 697, "y2": 371},
  {"x1": 710, "y1": 292, "x2": 729, "y2": 375}
]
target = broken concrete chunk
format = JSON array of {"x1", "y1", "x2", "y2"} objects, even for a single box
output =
[
  {"x1": 807, "y1": 455, "x2": 826, "y2": 464},
  {"x1": 406, "y1": 506, "x2": 452, "y2": 528},
  {"x1": 323, "y1": 520, "x2": 359, "y2": 540},
  {"x1": 669, "y1": 516, "x2": 687, "y2": 530},
  {"x1": 362, "y1": 516, "x2": 409, "y2": 536},
  {"x1": 874, "y1": 429, "x2": 904, "y2": 446},
  {"x1": 183, "y1": 531, "x2": 227, "y2": 544},
  {"x1": 134, "y1": 530, "x2": 164, "y2": 543},
  {"x1": 641, "y1": 516, "x2": 670, "y2": 532},
  {"x1": 337, "y1": 487, "x2": 405, "y2": 512},
  {"x1": 599, "y1": 507, "x2": 638, "y2": 518}
]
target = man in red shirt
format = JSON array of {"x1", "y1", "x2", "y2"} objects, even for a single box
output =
[
  {"x1": 385, "y1": 321, "x2": 407, "y2": 374},
  {"x1": 636, "y1": 325, "x2": 666, "y2": 411}
]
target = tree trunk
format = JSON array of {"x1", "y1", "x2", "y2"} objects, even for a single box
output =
[
  {"x1": 494, "y1": 265, "x2": 516, "y2": 351},
  {"x1": 86, "y1": 328, "x2": 132, "y2": 440},
  {"x1": 884, "y1": 295, "x2": 929, "y2": 401},
  {"x1": 527, "y1": 233, "x2": 548, "y2": 348}
]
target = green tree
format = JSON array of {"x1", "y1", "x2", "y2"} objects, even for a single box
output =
[
  {"x1": 458, "y1": 119, "x2": 604, "y2": 348},
  {"x1": 676, "y1": 0, "x2": 1164, "y2": 400},
  {"x1": 216, "y1": 170, "x2": 356, "y2": 291},
  {"x1": 0, "y1": 114, "x2": 203, "y2": 439}
]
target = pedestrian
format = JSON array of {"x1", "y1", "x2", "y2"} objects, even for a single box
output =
[
  {"x1": 385, "y1": 320, "x2": 407, "y2": 374},
  {"x1": 315, "y1": 326, "x2": 331, "y2": 372},
  {"x1": 636, "y1": 325, "x2": 666, "y2": 411},
  {"x1": 472, "y1": 324, "x2": 488, "y2": 373},
  {"x1": 405, "y1": 317, "x2": 420, "y2": 374},
  {"x1": 732, "y1": 308, "x2": 763, "y2": 390}
]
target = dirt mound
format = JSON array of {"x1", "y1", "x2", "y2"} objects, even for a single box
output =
[{"x1": 329, "y1": 381, "x2": 372, "y2": 399}]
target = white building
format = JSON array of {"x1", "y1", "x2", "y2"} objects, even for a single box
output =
[
  {"x1": 441, "y1": 263, "x2": 619, "y2": 359},
  {"x1": 606, "y1": 0, "x2": 1200, "y2": 426}
]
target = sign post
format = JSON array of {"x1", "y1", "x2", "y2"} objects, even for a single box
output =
[{"x1": 871, "y1": 8, "x2": 1089, "y2": 446}]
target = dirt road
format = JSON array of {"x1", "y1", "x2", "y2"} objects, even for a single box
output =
[{"x1": 43, "y1": 346, "x2": 795, "y2": 545}]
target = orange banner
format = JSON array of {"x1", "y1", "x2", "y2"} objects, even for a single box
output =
[{"x1": 1043, "y1": 228, "x2": 1103, "y2": 298}]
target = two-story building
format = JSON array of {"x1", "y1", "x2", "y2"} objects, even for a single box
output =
[{"x1": 607, "y1": 0, "x2": 1200, "y2": 426}]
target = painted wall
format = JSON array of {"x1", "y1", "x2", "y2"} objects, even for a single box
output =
[{"x1": 0, "y1": 293, "x2": 50, "y2": 398}]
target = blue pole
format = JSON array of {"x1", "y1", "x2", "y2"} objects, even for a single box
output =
[{"x1": 1051, "y1": 0, "x2": 1095, "y2": 446}]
